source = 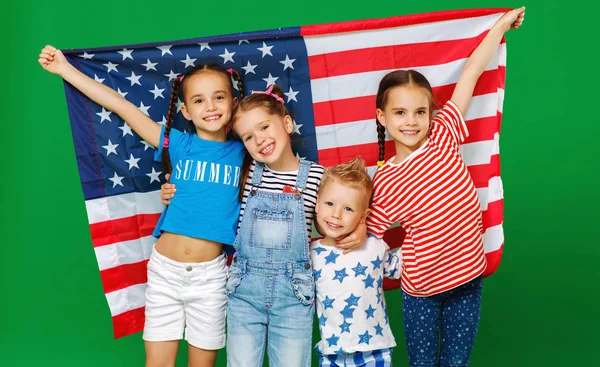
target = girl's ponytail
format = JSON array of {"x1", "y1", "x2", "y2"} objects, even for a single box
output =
[{"x1": 162, "y1": 78, "x2": 181, "y2": 175}]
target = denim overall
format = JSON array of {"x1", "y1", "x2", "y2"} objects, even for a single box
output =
[{"x1": 226, "y1": 160, "x2": 315, "y2": 367}]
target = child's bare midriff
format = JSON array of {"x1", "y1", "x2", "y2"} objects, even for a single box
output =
[{"x1": 155, "y1": 232, "x2": 224, "y2": 263}]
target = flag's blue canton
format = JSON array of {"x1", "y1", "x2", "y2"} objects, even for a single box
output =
[{"x1": 64, "y1": 28, "x2": 318, "y2": 201}]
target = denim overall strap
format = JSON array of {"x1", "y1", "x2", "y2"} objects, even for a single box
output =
[
  {"x1": 252, "y1": 162, "x2": 265, "y2": 185},
  {"x1": 295, "y1": 159, "x2": 312, "y2": 190}
]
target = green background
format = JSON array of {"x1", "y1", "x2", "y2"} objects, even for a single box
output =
[{"x1": 3, "y1": 0, "x2": 597, "y2": 366}]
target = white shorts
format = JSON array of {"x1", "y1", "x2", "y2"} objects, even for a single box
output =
[{"x1": 142, "y1": 248, "x2": 228, "y2": 350}]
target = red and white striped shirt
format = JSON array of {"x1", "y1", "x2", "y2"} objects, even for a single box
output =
[{"x1": 367, "y1": 100, "x2": 487, "y2": 297}]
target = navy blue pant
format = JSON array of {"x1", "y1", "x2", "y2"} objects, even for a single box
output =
[{"x1": 402, "y1": 276, "x2": 483, "y2": 367}]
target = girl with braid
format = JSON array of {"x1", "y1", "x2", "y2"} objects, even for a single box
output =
[
  {"x1": 161, "y1": 84, "x2": 368, "y2": 366},
  {"x1": 366, "y1": 8, "x2": 525, "y2": 367},
  {"x1": 38, "y1": 45, "x2": 245, "y2": 367}
]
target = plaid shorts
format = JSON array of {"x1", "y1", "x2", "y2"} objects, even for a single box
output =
[{"x1": 318, "y1": 348, "x2": 392, "y2": 367}]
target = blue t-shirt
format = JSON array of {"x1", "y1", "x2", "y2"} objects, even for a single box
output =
[{"x1": 152, "y1": 126, "x2": 245, "y2": 252}]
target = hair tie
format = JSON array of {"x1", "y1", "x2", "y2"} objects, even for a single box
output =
[
  {"x1": 377, "y1": 160, "x2": 385, "y2": 167},
  {"x1": 250, "y1": 85, "x2": 284, "y2": 104},
  {"x1": 163, "y1": 137, "x2": 170, "y2": 149},
  {"x1": 226, "y1": 68, "x2": 234, "y2": 76},
  {"x1": 178, "y1": 75, "x2": 184, "y2": 82}
]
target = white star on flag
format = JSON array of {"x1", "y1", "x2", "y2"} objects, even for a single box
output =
[
  {"x1": 126, "y1": 71, "x2": 142, "y2": 86},
  {"x1": 292, "y1": 120, "x2": 303, "y2": 135},
  {"x1": 103, "y1": 61, "x2": 119, "y2": 73},
  {"x1": 117, "y1": 88, "x2": 128, "y2": 98},
  {"x1": 96, "y1": 107, "x2": 112, "y2": 123},
  {"x1": 199, "y1": 43, "x2": 211, "y2": 51},
  {"x1": 117, "y1": 48, "x2": 134, "y2": 60},
  {"x1": 149, "y1": 85, "x2": 165, "y2": 99},
  {"x1": 138, "y1": 102, "x2": 151, "y2": 116},
  {"x1": 176, "y1": 98, "x2": 184, "y2": 113},
  {"x1": 257, "y1": 42, "x2": 274, "y2": 57},
  {"x1": 94, "y1": 74, "x2": 105, "y2": 83},
  {"x1": 102, "y1": 139, "x2": 119, "y2": 156},
  {"x1": 146, "y1": 167, "x2": 162, "y2": 184},
  {"x1": 284, "y1": 86, "x2": 299, "y2": 102},
  {"x1": 280, "y1": 55, "x2": 296, "y2": 70},
  {"x1": 142, "y1": 59, "x2": 158, "y2": 71},
  {"x1": 262, "y1": 73, "x2": 279, "y2": 87},
  {"x1": 109, "y1": 172, "x2": 125, "y2": 188},
  {"x1": 157, "y1": 116, "x2": 167, "y2": 126},
  {"x1": 239, "y1": 40, "x2": 250, "y2": 45},
  {"x1": 164, "y1": 70, "x2": 180, "y2": 81},
  {"x1": 295, "y1": 152, "x2": 306, "y2": 160},
  {"x1": 79, "y1": 52, "x2": 94, "y2": 59},
  {"x1": 181, "y1": 54, "x2": 197, "y2": 68},
  {"x1": 119, "y1": 123, "x2": 134, "y2": 137},
  {"x1": 219, "y1": 48, "x2": 236, "y2": 64},
  {"x1": 157, "y1": 45, "x2": 173, "y2": 56},
  {"x1": 141, "y1": 140, "x2": 154, "y2": 151},
  {"x1": 242, "y1": 61, "x2": 258, "y2": 75},
  {"x1": 124, "y1": 154, "x2": 141, "y2": 170}
]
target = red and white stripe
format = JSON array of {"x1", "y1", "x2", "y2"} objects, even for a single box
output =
[
  {"x1": 303, "y1": 9, "x2": 508, "y2": 292},
  {"x1": 86, "y1": 191, "x2": 163, "y2": 338}
]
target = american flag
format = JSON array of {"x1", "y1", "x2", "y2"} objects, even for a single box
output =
[{"x1": 61, "y1": 8, "x2": 510, "y2": 339}]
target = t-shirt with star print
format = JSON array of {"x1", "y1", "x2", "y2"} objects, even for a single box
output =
[{"x1": 310, "y1": 236, "x2": 402, "y2": 355}]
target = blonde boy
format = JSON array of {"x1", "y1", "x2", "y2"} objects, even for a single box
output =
[{"x1": 311, "y1": 157, "x2": 401, "y2": 366}]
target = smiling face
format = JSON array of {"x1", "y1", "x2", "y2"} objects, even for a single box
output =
[
  {"x1": 315, "y1": 178, "x2": 370, "y2": 244},
  {"x1": 180, "y1": 71, "x2": 237, "y2": 141},
  {"x1": 376, "y1": 85, "x2": 432, "y2": 161},
  {"x1": 233, "y1": 106, "x2": 296, "y2": 171}
]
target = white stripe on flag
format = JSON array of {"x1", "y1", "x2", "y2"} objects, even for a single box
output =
[
  {"x1": 304, "y1": 13, "x2": 503, "y2": 56},
  {"x1": 105, "y1": 283, "x2": 147, "y2": 316},
  {"x1": 482, "y1": 224, "x2": 503, "y2": 253},
  {"x1": 476, "y1": 176, "x2": 504, "y2": 211},
  {"x1": 316, "y1": 94, "x2": 498, "y2": 150},
  {"x1": 95, "y1": 235, "x2": 156, "y2": 271},
  {"x1": 86, "y1": 191, "x2": 164, "y2": 224},
  {"x1": 310, "y1": 54, "x2": 499, "y2": 103}
]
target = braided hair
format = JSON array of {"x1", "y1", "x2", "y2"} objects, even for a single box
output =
[
  {"x1": 375, "y1": 69, "x2": 434, "y2": 167},
  {"x1": 161, "y1": 64, "x2": 244, "y2": 175}
]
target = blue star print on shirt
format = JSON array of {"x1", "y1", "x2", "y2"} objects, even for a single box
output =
[
  {"x1": 319, "y1": 313, "x2": 328, "y2": 326},
  {"x1": 374, "y1": 323, "x2": 384, "y2": 336},
  {"x1": 339, "y1": 320, "x2": 352, "y2": 334},
  {"x1": 344, "y1": 293, "x2": 361, "y2": 307},
  {"x1": 358, "y1": 330, "x2": 373, "y2": 345},
  {"x1": 322, "y1": 295, "x2": 335, "y2": 309},
  {"x1": 326, "y1": 333, "x2": 340, "y2": 347},
  {"x1": 340, "y1": 305, "x2": 356, "y2": 319},
  {"x1": 324, "y1": 251, "x2": 340, "y2": 265},
  {"x1": 314, "y1": 269, "x2": 322, "y2": 281},
  {"x1": 362, "y1": 274, "x2": 375, "y2": 289},
  {"x1": 371, "y1": 256, "x2": 383, "y2": 269},
  {"x1": 333, "y1": 268, "x2": 349, "y2": 283},
  {"x1": 314, "y1": 247, "x2": 327, "y2": 255},
  {"x1": 365, "y1": 304, "x2": 376, "y2": 319},
  {"x1": 351, "y1": 262, "x2": 368, "y2": 277}
]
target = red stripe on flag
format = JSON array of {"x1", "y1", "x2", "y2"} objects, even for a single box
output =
[
  {"x1": 318, "y1": 140, "x2": 396, "y2": 168},
  {"x1": 464, "y1": 116, "x2": 500, "y2": 145},
  {"x1": 100, "y1": 260, "x2": 149, "y2": 294},
  {"x1": 300, "y1": 8, "x2": 510, "y2": 36},
  {"x1": 309, "y1": 33, "x2": 488, "y2": 80},
  {"x1": 482, "y1": 199, "x2": 504, "y2": 230},
  {"x1": 313, "y1": 70, "x2": 501, "y2": 127},
  {"x1": 90, "y1": 213, "x2": 161, "y2": 247},
  {"x1": 112, "y1": 307, "x2": 145, "y2": 339},
  {"x1": 467, "y1": 154, "x2": 500, "y2": 189}
]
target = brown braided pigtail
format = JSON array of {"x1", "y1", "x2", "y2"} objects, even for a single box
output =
[
  {"x1": 230, "y1": 69, "x2": 244, "y2": 97},
  {"x1": 376, "y1": 120, "x2": 386, "y2": 167},
  {"x1": 162, "y1": 78, "x2": 181, "y2": 175},
  {"x1": 238, "y1": 151, "x2": 253, "y2": 202}
]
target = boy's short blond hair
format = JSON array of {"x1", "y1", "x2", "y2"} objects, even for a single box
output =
[{"x1": 318, "y1": 157, "x2": 373, "y2": 209}]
